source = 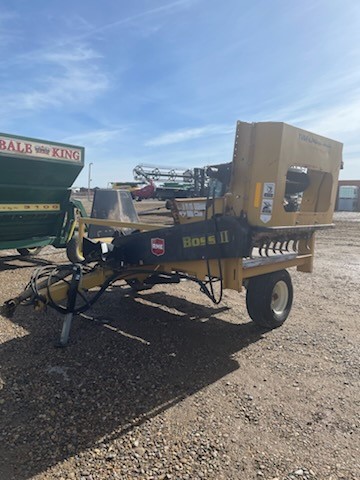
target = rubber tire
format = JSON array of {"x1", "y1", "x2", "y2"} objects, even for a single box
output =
[
  {"x1": 246, "y1": 269, "x2": 293, "y2": 329},
  {"x1": 17, "y1": 247, "x2": 43, "y2": 256},
  {"x1": 66, "y1": 234, "x2": 85, "y2": 264}
]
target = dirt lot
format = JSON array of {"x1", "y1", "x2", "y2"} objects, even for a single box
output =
[{"x1": 0, "y1": 205, "x2": 359, "y2": 480}]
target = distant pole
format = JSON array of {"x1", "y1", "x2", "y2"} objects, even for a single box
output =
[{"x1": 88, "y1": 162, "x2": 93, "y2": 200}]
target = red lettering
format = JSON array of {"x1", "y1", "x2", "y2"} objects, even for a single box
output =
[
  {"x1": 16, "y1": 142, "x2": 25, "y2": 153},
  {"x1": 64, "y1": 149, "x2": 72, "y2": 160},
  {"x1": 8, "y1": 140, "x2": 15, "y2": 151},
  {"x1": 0, "y1": 140, "x2": 6, "y2": 150},
  {"x1": 52, "y1": 148, "x2": 60, "y2": 158},
  {"x1": 25, "y1": 143, "x2": 32, "y2": 154},
  {"x1": 73, "y1": 151, "x2": 80, "y2": 161}
]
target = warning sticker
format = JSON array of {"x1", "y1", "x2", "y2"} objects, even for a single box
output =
[
  {"x1": 177, "y1": 201, "x2": 206, "y2": 218},
  {"x1": 263, "y1": 182, "x2": 275, "y2": 198},
  {"x1": 260, "y1": 183, "x2": 275, "y2": 223},
  {"x1": 261, "y1": 199, "x2": 273, "y2": 214},
  {"x1": 260, "y1": 199, "x2": 273, "y2": 223}
]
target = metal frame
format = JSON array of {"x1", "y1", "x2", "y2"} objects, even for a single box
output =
[{"x1": 2, "y1": 120, "x2": 343, "y2": 346}]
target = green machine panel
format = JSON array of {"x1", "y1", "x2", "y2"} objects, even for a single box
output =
[{"x1": 0, "y1": 133, "x2": 84, "y2": 250}]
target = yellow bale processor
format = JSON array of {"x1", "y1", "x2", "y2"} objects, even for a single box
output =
[{"x1": 2, "y1": 121, "x2": 342, "y2": 346}]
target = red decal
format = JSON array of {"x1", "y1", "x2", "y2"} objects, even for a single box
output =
[{"x1": 151, "y1": 237, "x2": 165, "y2": 256}]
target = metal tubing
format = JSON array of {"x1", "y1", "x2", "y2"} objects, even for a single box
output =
[
  {"x1": 59, "y1": 313, "x2": 73, "y2": 347},
  {"x1": 57, "y1": 264, "x2": 82, "y2": 347}
]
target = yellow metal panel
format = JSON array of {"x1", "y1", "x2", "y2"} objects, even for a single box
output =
[
  {"x1": 36, "y1": 268, "x2": 115, "y2": 305},
  {"x1": 228, "y1": 121, "x2": 342, "y2": 227},
  {"x1": 79, "y1": 217, "x2": 167, "y2": 231}
]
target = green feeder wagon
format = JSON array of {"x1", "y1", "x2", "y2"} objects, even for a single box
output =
[{"x1": 0, "y1": 132, "x2": 86, "y2": 256}]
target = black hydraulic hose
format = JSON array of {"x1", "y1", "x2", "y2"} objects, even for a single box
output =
[
  {"x1": 24, "y1": 263, "x2": 223, "y2": 315},
  {"x1": 204, "y1": 187, "x2": 223, "y2": 304}
]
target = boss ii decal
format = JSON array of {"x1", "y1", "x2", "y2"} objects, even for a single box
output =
[{"x1": 182, "y1": 230, "x2": 230, "y2": 248}]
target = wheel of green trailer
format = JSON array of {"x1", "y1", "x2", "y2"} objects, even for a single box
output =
[
  {"x1": 17, "y1": 247, "x2": 43, "y2": 256},
  {"x1": 246, "y1": 269, "x2": 293, "y2": 329},
  {"x1": 66, "y1": 234, "x2": 85, "y2": 264}
]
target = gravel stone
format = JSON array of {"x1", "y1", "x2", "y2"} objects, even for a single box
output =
[{"x1": 0, "y1": 206, "x2": 359, "y2": 480}]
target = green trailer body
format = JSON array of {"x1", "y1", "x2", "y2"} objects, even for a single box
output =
[{"x1": 0, "y1": 133, "x2": 85, "y2": 252}]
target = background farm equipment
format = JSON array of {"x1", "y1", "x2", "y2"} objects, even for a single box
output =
[
  {"x1": 0, "y1": 133, "x2": 86, "y2": 256},
  {"x1": 133, "y1": 164, "x2": 207, "y2": 201}
]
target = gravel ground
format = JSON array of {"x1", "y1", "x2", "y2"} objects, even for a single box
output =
[{"x1": 0, "y1": 204, "x2": 359, "y2": 480}]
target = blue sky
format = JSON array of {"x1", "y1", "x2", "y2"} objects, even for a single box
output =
[{"x1": 1, "y1": 0, "x2": 359, "y2": 187}]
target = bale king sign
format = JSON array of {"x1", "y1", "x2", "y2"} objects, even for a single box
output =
[{"x1": 0, "y1": 134, "x2": 83, "y2": 163}]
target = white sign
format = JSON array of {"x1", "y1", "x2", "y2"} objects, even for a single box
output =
[
  {"x1": 263, "y1": 182, "x2": 275, "y2": 198},
  {"x1": 260, "y1": 183, "x2": 275, "y2": 223},
  {"x1": 0, "y1": 135, "x2": 83, "y2": 163},
  {"x1": 178, "y1": 201, "x2": 206, "y2": 218}
]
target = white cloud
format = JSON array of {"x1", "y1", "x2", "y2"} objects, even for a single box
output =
[
  {"x1": 255, "y1": 70, "x2": 360, "y2": 154},
  {"x1": 0, "y1": 10, "x2": 19, "y2": 47},
  {"x1": 39, "y1": 45, "x2": 102, "y2": 65},
  {"x1": 62, "y1": 128, "x2": 126, "y2": 147},
  {"x1": 261, "y1": 70, "x2": 360, "y2": 125},
  {"x1": 145, "y1": 124, "x2": 233, "y2": 147},
  {"x1": 301, "y1": 96, "x2": 360, "y2": 138},
  {"x1": 79, "y1": 0, "x2": 197, "y2": 39},
  {"x1": 276, "y1": 89, "x2": 360, "y2": 143},
  {"x1": 0, "y1": 44, "x2": 109, "y2": 118}
]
